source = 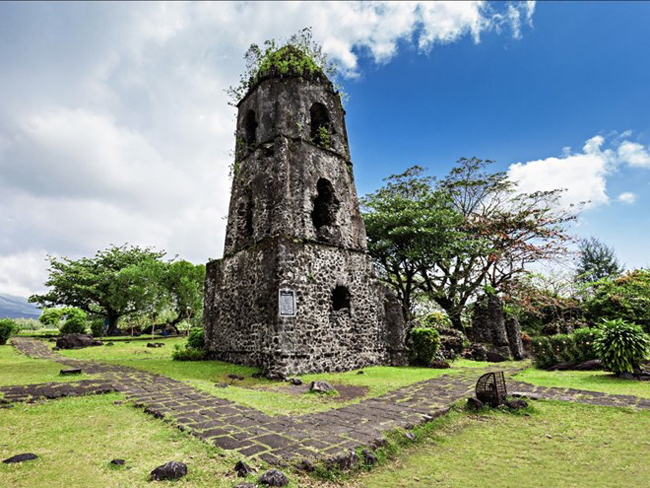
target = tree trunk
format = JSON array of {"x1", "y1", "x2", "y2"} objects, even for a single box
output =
[{"x1": 106, "y1": 313, "x2": 119, "y2": 336}]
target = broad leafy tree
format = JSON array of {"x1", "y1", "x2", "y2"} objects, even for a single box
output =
[
  {"x1": 363, "y1": 158, "x2": 578, "y2": 330},
  {"x1": 30, "y1": 245, "x2": 166, "y2": 336}
]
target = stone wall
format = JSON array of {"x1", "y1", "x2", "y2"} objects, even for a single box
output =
[{"x1": 205, "y1": 239, "x2": 406, "y2": 378}]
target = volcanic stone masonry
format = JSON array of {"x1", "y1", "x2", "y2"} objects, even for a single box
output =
[{"x1": 204, "y1": 70, "x2": 407, "y2": 378}]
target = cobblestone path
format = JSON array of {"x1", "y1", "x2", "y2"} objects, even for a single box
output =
[{"x1": 3, "y1": 338, "x2": 648, "y2": 467}]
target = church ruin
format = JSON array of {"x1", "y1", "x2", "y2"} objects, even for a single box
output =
[{"x1": 204, "y1": 54, "x2": 407, "y2": 378}]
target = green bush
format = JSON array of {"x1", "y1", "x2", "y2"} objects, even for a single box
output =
[
  {"x1": 59, "y1": 308, "x2": 88, "y2": 335},
  {"x1": 172, "y1": 344, "x2": 206, "y2": 361},
  {"x1": 39, "y1": 308, "x2": 65, "y2": 328},
  {"x1": 187, "y1": 328, "x2": 205, "y2": 350},
  {"x1": 531, "y1": 336, "x2": 555, "y2": 369},
  {"x1": 420, "y1": 311, "x2": 453, "y2": 330},
  {"x1": 90, "y1": 318, "x2": 105, "y2": 337},
  {"x1": 586, "y1": 269, "x2": 650, "y2": 333},
  {"x1": 409, "y1": 327, "x2": 440, "y2": 366},
  {"x1": 0, "y1": 318, "x2": 17, "y2": 345},
  {"x1": 594, "y1": 319, "x2": 650, "y2": 374},
  {"x1": 571, "y1": 327, "x2": 600, "y2": 363}
]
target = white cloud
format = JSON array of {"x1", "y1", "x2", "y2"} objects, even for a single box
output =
[
  {"x1": 508, "y1": 133, "x2": 650, "y2": 211},
  {"x1": 617, "y1": 140, "x2": 650, "y2": 168},
  {"x1": 508, "y1": 135, "x2": 614, "y2": 209},
  {"x1": 618, "y1": 192, "x2": 637, "y2": 204},
  {"x1": 0, "y1": 1, "x2": 534, "y2": 296}
]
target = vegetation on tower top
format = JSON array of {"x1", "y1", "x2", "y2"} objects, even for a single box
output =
[{"x1": 227, "y1": 27, "x2": 342, "y2": 105}]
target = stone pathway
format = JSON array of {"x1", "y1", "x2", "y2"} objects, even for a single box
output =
[{"x1": 3, "y1": 338, "x2": 649, "y2": 468}]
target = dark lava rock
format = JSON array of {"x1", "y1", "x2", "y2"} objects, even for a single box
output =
[
  {"x1": 228, "y1": 374, "x2": 244, "y2": 381},
  {"x1": 462, "y1": 343, "x2": 488, "y2": 361},
  {"x1": 234, "y1": 460, "x2": 253, "y2": 477},
  {"x1": 3, "y1": 453, "x2": 38, "y2": 464},
  {"x1": 258, "y1": 469, "x2": 289, "y2": 486},
  {"x1": 52, "y1": 347, "x2": 60, "y2": 351},
  {"x1": 215, "y1": 383, "x2": 229, "y2": 388},
  {"x1": 110, "y1": 459, "x2": 126, "y2": 465},
  {"x1": 361, "y1": 449, "x2": 378, "y2": 466},
  {"x1": 574, "y1": 359, "x2": 603, "y2": 371},
  {"x1": 505, "y1": 399, "x2": 529, "y2": 410},
  {"x1": 430, "y1": 359, "x2": 451, "y2": 369},
  {"x1": 91, "y1": 340, "x2": 103, "y2": 346},
  {"x1": 549, "y1": 362, "x2": 574, "y2": 371},
  {"x1": 329, "y1": 451, "x2": 359, "y2": 471},
  {"x1": 466, "y1": 397, "x2": 485, "y2": 410},
  {"x1": 252, "y1": 372, "x2": 263, "y2": 379},
  {"x1": 146, "y1": 342, "x2": 164, "y2": 348},
  {"x1": 618, "y1": 372, "x2": 636, "y2": 380},
  {"x1": 486, "y1": 351, "x2": 507, "y2": 363},
  {"x1": 150, "y1": 461, "x2": 188, "y2": 481},
  {"x1": 357, "y1": 370, "x2": 364, "y2": 374},
  {"x1": 309, "y1": 380, "x2": 336, "y2": 394},
  {"x1": 105, "y1": 342, "x2": 115, "y2": 346},
  {"x1": 56, "y1": 333, "x2": 94, "y2": 350},
  {"x1": 60, "y1": 368, "x2": 82, "y2": 376},
  {"x1": 295, "y1": 459, "x2": 315, "y2": 472},
  {"x1": 289, "y1": 378, "x2": 302, "y2": 386}
]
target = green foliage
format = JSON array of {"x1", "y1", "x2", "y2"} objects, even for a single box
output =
[
  {"x1": 575, "y1": 237, "x2": 623, "y2": 284},
  {"x1": 593, "y1": 319, "x2": 650, "y2": 374},
  {"x1": 39, "y1": 308, "x2": 66, "y2": 328},
  {"x1": 531, "y1": 328, "x2": 600, "y2": 369},
  {"x1": 362, "y1": 159, "x2": 577, "y2": 328},
  {"x1": 59, "y1": 307, "x2": 88, "y2": 335},
  {"x1": 90, "y1": 318, "x2": 105, "y2": 337},
  {"x1": 420, "y1": 311, "x2": 453, "y2": 330},
  {"x1": 314, "y1": 125, "x2": 330, "y2": 148},
  {"x1": 0, "y1": 318, "x2": 17, "y2": 345},
  {"x1": 171, "y1": 344, "x2": 206, "y2": 361},
  {"x1": 187, "y1": 328, "x2": 205, "y2": 350},
  {"x1": 408, "y1": 327, "x2": 440, "y2": 366},
  {"x1": 227, "y1": 27, "x2": 341, "y2": 105},
  {"x1": 571, "y1": 327, "x2": 600, "y2": 362},
  {"x1": 585, "y1": 269, "x2": 650, "y2": 333}
]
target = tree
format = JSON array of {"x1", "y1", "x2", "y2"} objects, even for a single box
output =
[
  {"x1": 363, "y1": 158, "x2": 578, "y2": 330},
  {"x1": 29, "y1": 244, "x2": 166, "y2": 336},
  {"x1": 361, "y1": 167, "x2": 465, "y2": 322},
  {"x1": 575, "y1": 237, "x2": 623, "y2": 284},
  {"x1": 161, "y1": 260, "x2": 206, "y2": 331}
]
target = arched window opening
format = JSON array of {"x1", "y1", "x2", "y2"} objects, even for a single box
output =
[
  {"x1": 244, "y1": 110, "x2": 257, "y2": 150},
  {"x1": 312, "y1": 178, "x2": 339, "y2": 229},
  {"x1": 332, "y1": 285, "x2": 351, "y2": 311},
  {"x1": 310, "y1": 103, "x2": 331, "y2": 147}
]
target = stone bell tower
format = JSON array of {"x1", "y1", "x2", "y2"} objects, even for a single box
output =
[{"x1": 204, "y1": 59, "x2": 406, "y2": 378}]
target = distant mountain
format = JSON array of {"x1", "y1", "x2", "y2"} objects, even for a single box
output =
[{"x1": 0, "y1": 294, "x2": 41, "y2": 319}]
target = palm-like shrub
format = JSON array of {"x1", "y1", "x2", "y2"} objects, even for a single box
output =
[{"x1": 594, "y1": 319, "x2": 650, "y2": 374}]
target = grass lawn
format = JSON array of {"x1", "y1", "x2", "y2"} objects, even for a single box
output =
[
  {"x1": 58, "y1": 338, "x2": 518, "y2": 415},
  {"x1": 0, "y1": 394, "x2": 266, "y2": 488},
  {"x1": 515, "y1": 368, "x2": 650, "y2": 399},
  {"x1": 352, "y1": 401, "x2": 650, "y2": 488},
  {"x1": 0, "y1": 345, "x2": 96, "y2": 387},
  {"x1": 1, "y1": 394, "x2": 646, "y2": 488}
]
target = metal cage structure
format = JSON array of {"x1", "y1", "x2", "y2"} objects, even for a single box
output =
[{"x1": 475, "y1": 371, "x2": 507, "y2": 407}]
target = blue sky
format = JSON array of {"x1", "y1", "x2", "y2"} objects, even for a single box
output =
[
  {"x1": 346, "y1": 1, "x2": 650, "y2": 269},
  {"x1": 0, "y1": 1, "x2": 649, "y2": 296}
]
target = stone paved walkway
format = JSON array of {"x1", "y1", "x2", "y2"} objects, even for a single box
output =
[{"x1": 3, "y1": 338, "x2": 649, "y2": 468}]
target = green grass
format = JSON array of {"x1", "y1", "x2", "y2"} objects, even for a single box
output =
[
  {"x1": 352, "y1": 401, "x2": 650, "y2": 488},
  {"x1": 515, "y1": 367, "x2": 650, "y2": 399},
  {"x1": 59, "y1": 339, "x2": 512, "y2": 415},
  {"x1": 0, "y1": 345, "x2": 95, "y2": 387},
  {"x1": 0, "y1": 393, "x2": 299, "y2": 488}
]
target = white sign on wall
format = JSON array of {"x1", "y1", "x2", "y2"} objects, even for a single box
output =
[{"x1": 278, "y1": 288, "x2": 296, "y2": 317}]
